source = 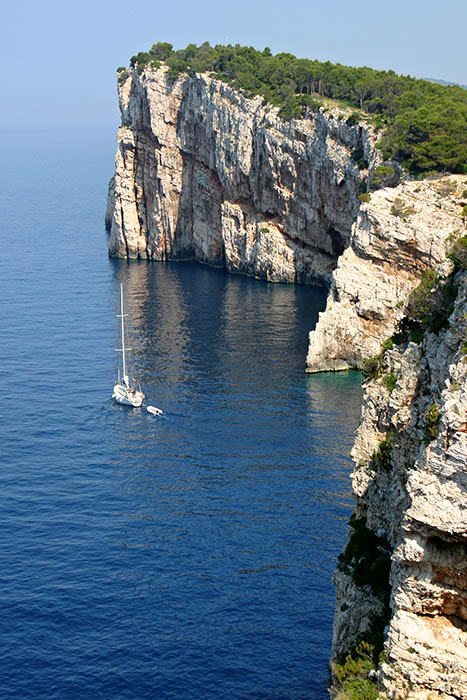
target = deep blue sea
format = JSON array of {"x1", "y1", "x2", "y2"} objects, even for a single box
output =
[{"x1": 0, "y1": 129, "x2": 362, "y2": 700}]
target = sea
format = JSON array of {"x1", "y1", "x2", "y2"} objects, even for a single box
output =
[{"x1": 0, "y1": 128, "x2": 363, "y2": 700}]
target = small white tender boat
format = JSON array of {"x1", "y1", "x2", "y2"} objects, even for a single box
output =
[
  {"x1": 147, "y1": 405, "x2": 163, "y2": 416},
  {"x1": 112, "y1": 284, "x2": 145, "y2": 408}
]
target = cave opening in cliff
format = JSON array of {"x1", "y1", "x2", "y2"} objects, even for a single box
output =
[{"x1": 327, "y1": 227, "x2": 346, "y2": 257}]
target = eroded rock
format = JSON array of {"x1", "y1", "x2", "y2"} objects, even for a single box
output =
[
  {"x1": 107, "y1": 65, "x2": 375, "y2": 284},
  {"x1": 332, "y1": 274, "x2": 467, "y2": 699},
  {"x1": 306, "y1": 178, "x2": 465, "y2": 372}
]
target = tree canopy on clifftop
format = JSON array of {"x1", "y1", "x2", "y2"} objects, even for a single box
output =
[{"x1": 128, "y1": 42, "x2": 467, "y2": 175}]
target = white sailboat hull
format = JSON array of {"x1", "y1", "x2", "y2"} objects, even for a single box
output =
[{"x1": 112, "y1": 382, "x2": 144, "y2": 407}]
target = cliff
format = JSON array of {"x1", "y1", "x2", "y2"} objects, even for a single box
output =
[
  {"x1": 332, "y1": 271, "x2": 467, "y2": 699},
  {"x1": 106, "y1": 64, "x2": 378, "y2": 285},
  {"x1": 306, "y1": 177, "x2": 465, "y2": 372},
  {"x1": 107, "y1": 64, "x2": 464, "y2": 368}
]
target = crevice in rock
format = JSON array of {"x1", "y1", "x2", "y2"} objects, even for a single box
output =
[{"x1": 119, "y1": 204, "x2": 130, "y2": 258}]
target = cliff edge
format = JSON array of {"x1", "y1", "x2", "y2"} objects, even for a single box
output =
[
  {"x1": 106, "y1": 64, "x2": 377, "y2": 285},
  {"x1": 332, "y1": 269, "x2": 467, "y2": 699},
  {"x1": 306, "y1": 177, "x2": 465, "y2": 372}
]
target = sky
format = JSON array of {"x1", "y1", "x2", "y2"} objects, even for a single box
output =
[{"x1": 3, "y1": 0, "x2": 467, "y2": 129}]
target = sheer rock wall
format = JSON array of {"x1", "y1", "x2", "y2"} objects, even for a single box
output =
[
  {"x1": 107, "y1": 65, "x2": 376, "y2": 285},
  {"x1": 332, "y1": 273, "x2": 467, "y2": 699},
  {"x1": 306, "y1": 178, "x2": 464, "y2": 372}
]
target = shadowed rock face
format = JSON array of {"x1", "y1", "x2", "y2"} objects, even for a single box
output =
[{"x1": 107, "y1": 64, "x2": 375, "y2": 285}]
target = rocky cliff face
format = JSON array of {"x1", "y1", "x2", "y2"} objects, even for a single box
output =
[
  {"x1": 106, "y1": 64, "x2": 377, "y2": 285},
  {"x1": 332, "y1": 272, "x2": 467, "y2": 699},
  {"x1": 306, "y1": 177, "x2": 465, "y2": 372}
]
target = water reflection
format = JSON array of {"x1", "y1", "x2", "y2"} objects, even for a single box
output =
[
  {"x1": 111, "y1": 261, "x2": 192, "y2": 394},
  {"x1": 110, "y1": 259, "x2": 328, "y2": 408},
  {"x1": 105, "y1": 259, "x2": 362, "y2": 699}
]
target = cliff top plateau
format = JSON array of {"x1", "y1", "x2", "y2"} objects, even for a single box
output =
[{"x1": 125, "y1": 41, "x2": 467, "y2": 175}]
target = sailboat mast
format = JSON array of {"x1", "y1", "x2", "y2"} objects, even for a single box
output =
[{"x1": 120, "y1": 284, "x2": 127, "y2": 382}]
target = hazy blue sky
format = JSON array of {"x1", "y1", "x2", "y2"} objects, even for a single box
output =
[{"x1": 4, "y1": 0, "x2": 466, "y2": 129}]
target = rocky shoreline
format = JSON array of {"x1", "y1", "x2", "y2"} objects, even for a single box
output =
[{"x1": 306, "y1": 177, "x2": 464, "y2": 373}]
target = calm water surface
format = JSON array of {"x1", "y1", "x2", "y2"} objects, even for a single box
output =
[{"x1": 0, "y1": 129, "x2": 362, "y2": 699}]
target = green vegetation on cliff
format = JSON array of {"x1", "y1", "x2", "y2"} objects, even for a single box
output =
[
  {"x1": 395, "y1": 261, "x2": 461, "y2": 343},
  {"x1": 334, "y1": 515, "x2": 391, "y2": 697},
  {"x1": 129, "y1": 42, "x2": 467, "y2": 175},
  {"x1": 337, "y1": 515, "x2": 391, "y2": 601},
  {"x1": 334, "y1": 642, "x2": 380, "y2": 700}
]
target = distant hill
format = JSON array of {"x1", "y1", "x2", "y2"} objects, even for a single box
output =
[
  {"x1": 426, "y1": 78, "x2": 467, "y2": 90},
  {"x1": 128, "y1": 43, "x2": 467, "y2": 174}
]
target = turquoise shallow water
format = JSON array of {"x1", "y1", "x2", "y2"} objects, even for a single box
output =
[{"x1": 0, "y1": 128, "x2": 362, "y2": 699}]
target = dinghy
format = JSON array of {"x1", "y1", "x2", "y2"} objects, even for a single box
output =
[{"x1": 147, "y1": 405, "x2": 163, "y2": 416}]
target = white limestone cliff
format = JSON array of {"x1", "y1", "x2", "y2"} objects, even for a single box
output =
[
  {"x1": 306, "y1": 177, "x2": 465, "y2": 372},
  {"x1": 107, "y1": 64, "x2": 377, "y2": 285},
  {"x1": 332, "y1": 272, "x2": 467, "y2": 699}
]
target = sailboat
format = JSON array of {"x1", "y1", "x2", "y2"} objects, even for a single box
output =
[{"x1": 112, "y1": 284, "x2": 145, "y2": 407}]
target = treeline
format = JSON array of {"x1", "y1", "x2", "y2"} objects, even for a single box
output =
[{"x1": 127, "y1": 42, "x2": 467, "y2": 175}]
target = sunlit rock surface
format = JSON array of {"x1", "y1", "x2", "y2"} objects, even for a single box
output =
[
  {"x1": 332, "y1": 273, "x2": 467, "y2": 699},
  {"x1": 306, "y1": 178, "x2": 464, "y2": 372},
  {"x1": 107, "y1": 65, "x2": 376, "y2": 285}
]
